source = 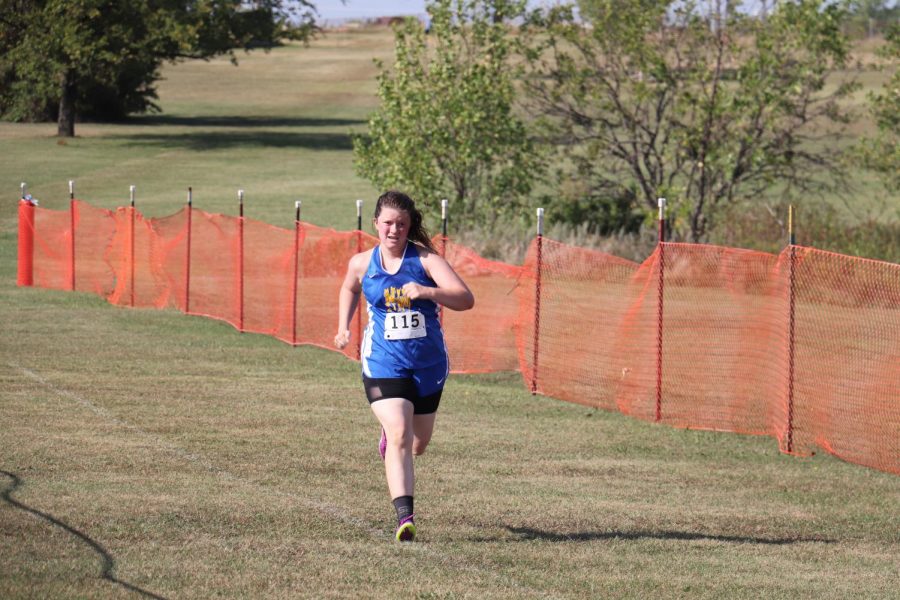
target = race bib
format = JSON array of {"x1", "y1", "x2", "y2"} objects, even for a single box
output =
[{"x1": 384, "y1": 310, "x2": 426, "y2": 340}]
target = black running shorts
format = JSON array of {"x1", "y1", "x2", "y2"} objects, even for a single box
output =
[{"x1": 362, "y1": 374, "x2": 443, "y2": 415}]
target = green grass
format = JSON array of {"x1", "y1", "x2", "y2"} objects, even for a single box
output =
[
  {"x1": 1, "y1": 29, "x2": 899, "y2": 599},
  {"x1": 0, "y1": 30, "x2": 395, "y2": 229}
]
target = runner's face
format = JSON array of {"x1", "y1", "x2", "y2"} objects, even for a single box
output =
[{"x1": 374, "y1": 207, "x2": 410, "y2": 250}]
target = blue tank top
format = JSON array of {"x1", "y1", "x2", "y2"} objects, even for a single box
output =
[{"x1": 360, "y1": 243, "x2": 447, "y2": 370}]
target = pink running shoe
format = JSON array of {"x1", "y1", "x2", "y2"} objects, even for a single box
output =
[
  {"x1": 379, "y1": 427, "x2": 387, "y2": 461},
  {"x1": 395, "y1": 515, "x2": 416, "y2": 542}
]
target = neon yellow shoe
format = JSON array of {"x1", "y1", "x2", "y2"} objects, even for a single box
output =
[{"x1": 395, "y1": 515, "x2": 416, "y2": 542}]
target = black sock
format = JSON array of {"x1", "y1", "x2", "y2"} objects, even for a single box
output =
[{"x1": 392, "y1": 496, "x2": 414, "y2": 522}]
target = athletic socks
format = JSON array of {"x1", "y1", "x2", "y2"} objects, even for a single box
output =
[{"x1": 392, "y1": 495, "x2": 414, "y2": 523}]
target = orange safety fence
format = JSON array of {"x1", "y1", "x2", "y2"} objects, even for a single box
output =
[
  {"x1": 16, "y1": 199, "x2": 900, "y2": 475},
  {"x1": 441, "y1": 238, "x2": 521, "y2": 373}
]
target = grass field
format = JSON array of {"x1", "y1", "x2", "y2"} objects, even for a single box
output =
[{"x1": 2, "y1": 28, "x2": 899, "y2": 599}]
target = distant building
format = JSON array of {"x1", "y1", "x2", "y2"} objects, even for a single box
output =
[
  {"x1": 372, "y1": 16, "x2": 408, "y2": 26},
  {"x1": 319, "y1": 13, "x2": 430, "y2": 32}
]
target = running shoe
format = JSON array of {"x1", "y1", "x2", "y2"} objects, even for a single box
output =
[
  {"x1": 378, "y1": 427, "x2": 387, "y2": 461},
  {"x1": 395, "y1": 514, "x2": 416, "y2": 542}
]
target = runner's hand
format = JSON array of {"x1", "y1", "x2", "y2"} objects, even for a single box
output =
[
  {"x1": 334, "y1": 330, "x2": 351, "y2": 349},
  {"x1": 402, "y1": 282, "x2": 427, "y2": 301}
]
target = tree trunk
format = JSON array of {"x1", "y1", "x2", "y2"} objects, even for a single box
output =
[{"x1": 57, "y1": 70, "x2": 76, "y2": 138}]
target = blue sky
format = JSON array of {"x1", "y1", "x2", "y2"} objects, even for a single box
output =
[
  {"x1": 310, "y1": 1, "x2": 898, "y2": 22},
  {"x1": 311, "y1": 0, "x2": 562, "y2": 21},
  {"x1": 313, "y1": 0, "x2": 429, "y2": 19}
]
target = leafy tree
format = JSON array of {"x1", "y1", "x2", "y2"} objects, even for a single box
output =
[
  {"x1": 854, "y1": 23, "x2": 900, "y2": 192},
  {"x1": 352, "y1": 0, "x2": 539, "y2": 228},
  {"x1": 0, "y1": 0, "x2": 317, "y2": 136},
  {"x1": 845, "y1": 0, "x2": 900, "y2": 37},
  {"x1": 521, "y1": 0, "x2": 858, "y2": 241}
]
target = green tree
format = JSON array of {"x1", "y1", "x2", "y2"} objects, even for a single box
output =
[
  {"x1": 855, "y1": 23, "x2": 900, "y2": 192},
  {"x1": 845, "y1": 0, "x2": 900, "y2": 37},
  {"x1": 522, "y1": 0, "x2": 858, "y2": 241},
  {"x1": 0, "y1": 0, "x2": 317, "y2": 137},
  {"x1": 352, "y1": 0, "x2": 539, "y2": 228}
]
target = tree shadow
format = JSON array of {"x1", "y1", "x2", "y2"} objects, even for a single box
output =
[
  {"x1": 113, "y1": 130, "x2": 355, "y2": 151},
  {"x1": 492, "y1": 526, "x2": 834, "y2": 545},
  {"x1": 91, "y1": 113, "x2": 369, "y2": 151},
  {"x1": 128, "y1": 115, "x2": 365, "y2": 128},
  {"x1": 1, "y1": 470, "x2": 169, "y2": 599}
]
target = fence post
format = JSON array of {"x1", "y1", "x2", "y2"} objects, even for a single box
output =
[
  {"x1": 291, "y1": 201, "x2": 301, "y2": 346},
  {"x1": 439, "y1": 199, "x2": 448, "y2": 328},
  {"x1": 185, "y1": 187, "x2": 192, "y2": 314},
  {"x1": 656, "y1": 197, "x2": 666, "y2": 422},
  {"x1": 69, "y1": 180, "x2": 76, "y2": 291},
  {"x1": 440, "y1": 199, "x2": 448, "y2": 257},
  {"x1": 17, "y1": 182, "x2": 34, "y2": 287},
  {"x1": 355, "y1": 199, "x2": 363, "y2": 360},
  {"x1": 129, "y1": 185, "x2": 136, "y2": 307},
  {"x1": 238, "y1": 189, "x2": 245, "y2": 332},
  {"x1": 531, "y1": 207, "x2": 544, "y2": 395},
  {"x1": 786, "y1": 204, "x2": 796, "y2": 452}
]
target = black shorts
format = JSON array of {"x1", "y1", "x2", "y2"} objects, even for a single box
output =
[{"x1": 363, "y1": 374, "x2": 443, "y2": 415}]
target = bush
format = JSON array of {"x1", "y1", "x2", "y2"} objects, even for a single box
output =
[
  {"x1": 710, "y1": 200, "x2": 900, "y2": 264},
  {"x1": 539, "y1": 179, "x2": 644, "y2": 238},
  {"x1": 450, "y1": 218, "x2": 658, "y2": 265},
  {"x1": 450, "y1": 199, "x2": 900, "y2": 267}
]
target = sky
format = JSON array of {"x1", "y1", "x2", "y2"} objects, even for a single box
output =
[
  {"x1": 311, "y1": 0, "x2": 563, "y2": 22},
  {"x1": 313, "y1": 0, "x2": 430, "y2": 20},
  {"x1": 309, "y1": 1, "x2": 898, "y2": 22}
]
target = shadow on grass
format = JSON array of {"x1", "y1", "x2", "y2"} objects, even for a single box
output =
[
  {"x1": 128, "y1": 115, "x2": 365, "y2": 128},
  {"x1": 501, "y1": 526, "x2": 834, "y2": 545},
  {"x1": 0, "y1": 470, "x2": 168, "y2": 599},
  {"x1": 113, "y1": 130, "x2": 355, "y2": 151},
  {"x1": 117, "y1": 114, "x2": 365, "y2": 151}
]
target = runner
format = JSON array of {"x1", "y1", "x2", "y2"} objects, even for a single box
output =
[{"x1": 334, "y1": 190, "x2": 474, "y2": 542}]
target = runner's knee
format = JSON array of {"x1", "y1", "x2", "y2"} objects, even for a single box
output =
[
  {"x1": 386, "y1": 423, "x2": 414, "y2": 448},
  {"x1": 413, "y1": 436, "x2": 430, "y2": 455}
]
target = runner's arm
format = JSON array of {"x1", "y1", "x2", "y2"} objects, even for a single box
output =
[
  {"x1": 403, "y1": 252, "x2": 474, "y2": 311},
  {"x1": 335, "y1": 253, "x2": 367, "y2": 349}
]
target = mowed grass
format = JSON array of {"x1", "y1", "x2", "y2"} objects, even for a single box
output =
[
  {"x1": 2, "y1": 29, "x2": 899, "y2": 599},
  {"x1": 0, "y1": 29, "x2": 395, "y2": 230},
  {"x1": 3, "y1": 285, "x2": 899, "y2": 599}
]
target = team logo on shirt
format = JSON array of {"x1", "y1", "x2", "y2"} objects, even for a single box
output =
[{"x1": 383, "y1": 286, "x2": 411, "y2": 312}]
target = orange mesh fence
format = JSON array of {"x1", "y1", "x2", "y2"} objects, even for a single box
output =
[
  {"x1": 606, "y1": 250, "x2": 663, "y2": 421},
  {"x1": 655, "y1": 243, "x2": 788, "y2": 437},
  {"x1": 292, "y1": 224, "x2": 377, "y2": 357},
  {"x1": 29, "y1": 200, "x2": 118, "y2": 293},
  {"x1": 107, "y1": 206, "x2": 164, "y2": 308},
  {"x1": 74, "y1": 201, "x2": 117, "y2": 297},
  {"x1": 144, "y1": 208, "x2": 190, "y2": 311},
  {"x1": 788, "y1": 247, "x2": 900, "y2": 473},
  {"x1": 516, "y1": 237, "x2": 650, "y2": 412},
  {"x1": 16, "y1": 199, "x2": 900, "y2": 475},
  {"x1": 106, "y1": 207, "x2": 193, "y2": 312},
  {"x1": 31, "y1": 204, "x2": 75, "y2": 291},
  {"x1": 243, "y1": 219, "x2": 297, "y2": 340},
  {"x1": 185, "y1": 211, "x2": 242, "y2": 327},
  {"x1": 440, "y1": 237, "x2": 522, "y2": 373}
]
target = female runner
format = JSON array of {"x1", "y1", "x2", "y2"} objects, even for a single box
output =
[{"x1": 334, "y1": 190, "x2": 474, "y2": 542}]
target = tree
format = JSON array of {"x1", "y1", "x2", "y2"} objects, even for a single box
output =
[
  {"x1": 854, "y1": 23, "x2": 900, "y2": 192},
  {"x1": 0, "y1": 0, "x2": 317, "y2": 137},
  {"x1": 521, "y1": 0, "x2": 858, "y2": 241},
  {"x1": 845, "y1": 0, "x2": 900, "y2": 37},
  {"x1": 352, "y1": 0, "x2": 539, "y2": 228}
]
